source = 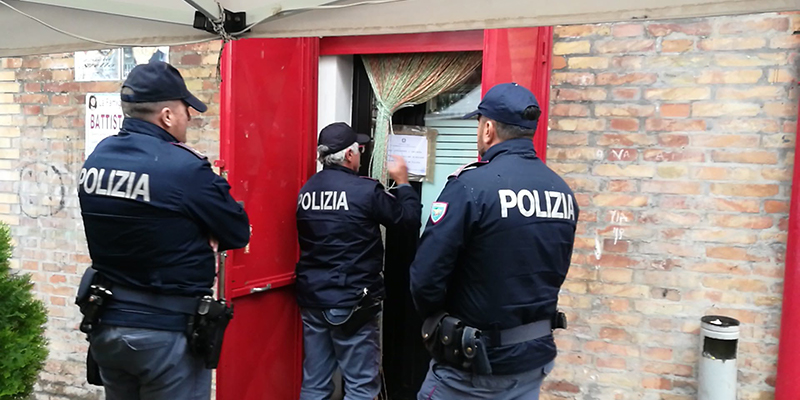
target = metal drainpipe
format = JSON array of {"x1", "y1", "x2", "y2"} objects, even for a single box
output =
[
  {"x1": 698, "y1": 316, "x2": 740, "y2": 400},
  {"x1": 775, "y1": 94, "x2": 800, "y2": 400}
]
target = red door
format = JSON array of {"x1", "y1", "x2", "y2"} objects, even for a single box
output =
[
  {"x1": 216, "y1": 37, "x2": 319, "y2": 400},
  {"x1": 483, "y1": 27, "x2": 554, "y2": 161}
]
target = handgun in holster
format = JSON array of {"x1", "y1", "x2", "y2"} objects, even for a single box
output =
[
  {"x1": 323, "y1": 288, "x2": 382, "y2": 337},
  {"x1": 421, "y1": 313, "x2": 493, "y2": 375},
  {"x1": 187, "y1": 295, "x2": 234, "y2": 369},
  {"x1": 75, "y1": 267, "x2": 112, "y2": 386}
]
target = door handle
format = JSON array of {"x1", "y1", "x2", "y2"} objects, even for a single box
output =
[{"x1": 250, "y1": 283, "x2": 272, "y2": 294}]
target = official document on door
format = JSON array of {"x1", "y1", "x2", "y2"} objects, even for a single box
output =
[{"x1": 388, "y1": 134, "x2": 428, "y2": 177}]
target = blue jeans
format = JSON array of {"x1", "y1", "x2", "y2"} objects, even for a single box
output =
[
  {"x1": 89, "y1": 326, "x2": 211, "y2": 400},
  {"x1": 418, "y1": 360, "x2": 555, "y2": 400},
  {"x1": 298, "y1": 308, "x2": 381, "y2": 400}
]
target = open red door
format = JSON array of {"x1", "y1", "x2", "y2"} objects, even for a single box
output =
[
  {"x1": 217, "y1": 37, "x2": 319, "y2": 400},
  {"x1": 483, "y1": 27, "x2": 553, "y2": 161}
]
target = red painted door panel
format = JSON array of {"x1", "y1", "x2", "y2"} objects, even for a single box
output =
[
  {"x1": 217, "y1": 37, "x2": 319, "y2": 400},
  {"x1": 483, "y1": 27, "x2": 553, "y2": 161}
]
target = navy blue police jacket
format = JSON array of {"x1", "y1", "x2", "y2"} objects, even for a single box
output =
[
  {"x1": 78, "y1": 118, "x2": 250, "y2": 331},
  {"x1": 410, "y1": 138, "x2": 578, "y2": 375},
  {"x1": 295, "y1": 164, "x2": 421, "y2": 308}
]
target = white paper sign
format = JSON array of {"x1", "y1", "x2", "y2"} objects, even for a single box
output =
[
  {"x1": 75, "y1": 49, "x2": 122, "y2": 81},
  {"x1": 388, "y1": 134, "x2": 428, "y2": 176},
  {"x1": 76, "y1": 47, "x2": 169, "y2": 82},
  {"x1": 85, "y1": 93, "x2": 124, "y2": 159}
]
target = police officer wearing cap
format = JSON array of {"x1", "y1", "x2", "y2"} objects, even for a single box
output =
[
  {"x1": 296, "y1": 122, "x2": 422, "y2": 400},
  {"x1": 77, "y1": 61, "x2": 250, "y2": 400},
  {"x1": 410, "y1": 83, "x2": 578, "y2": 400}
]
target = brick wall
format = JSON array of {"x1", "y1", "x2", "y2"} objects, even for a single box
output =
[
  {"x1": 0, "y1": 11, "x2": 797, "y2": 400},
  {"x1": 547, "y1": 13, "x2": 798, "y2": 400},
  {"x1": 0, "y1": 42, "x2": 222, "y2": 399}
]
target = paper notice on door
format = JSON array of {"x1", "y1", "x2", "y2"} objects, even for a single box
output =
[{"x1": 388, "y1": 134, "x2": 428, "y2": 177}]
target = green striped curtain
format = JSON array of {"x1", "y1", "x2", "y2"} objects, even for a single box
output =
[{"x1": 362, "y1": 52, "x2": 482, "y2": 185}]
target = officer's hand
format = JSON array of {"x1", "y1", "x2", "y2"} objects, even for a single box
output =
[{"x1": 388, "y1": 155, "x2": 409, "y2": 185}]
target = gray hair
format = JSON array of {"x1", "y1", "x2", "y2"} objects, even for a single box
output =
[
  {"x1": 120, "y1": 87, "x2": 176, "y2": 120},
  {"x1": 318, "y1": 142, "x2": 359, "y2": 166}
]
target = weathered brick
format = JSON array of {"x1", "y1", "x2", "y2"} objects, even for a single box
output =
[
  {"x1": 697, "y1": 37, "x2": 766, "y2": 51},
  {"x1": 595, "y1": 104, "x2": 655, "y2": 117},
  {"x1": 658, "y1": 134, "x2": 689, "y2": 147},
  {"x1": 762, "y1": 167, "x2": 793, "y2": 181},
  {"x1": 645, "y1": 119, "x2": 707, "y2": 132},
  {"x1": 596, "y1": 134, "x2": 656, "y2": 146},
  {"x1": 719, "y1": 18, "x2": 789, "y2": 34},
  {"x1": 662, "y1": 39, "x2": 694, "y2": 53},
  {"x1": 711, "y1": 150, "x2": 778, "y2": 165},
  {"x1": 611, "y1": 24, "x2": 645, "y2": 37},
  {"x1": 764, "y1": 102, "x2": 797, "y2": 117},
  {"x1": 595, "y1": 39, "x2": 655, "y2": 54},
  {"x1": 552, "y1": 119, "x2": 606, "y2": 131},
  {"x1": 693, "y1": 135, "x2": 760, "y2": 149},
  {"x1": 717, "y1": 87, "x2": 785, "y2": 100},
  {"x1": 555, "y1": 88, "x2": 607, "y2": 101},
  {"x1": 611, "y1": 88, "x2": 641, "y2": 100},
  {"x1": 611, "y1": 56, "x2": 644, "y2": 70},
  {"x1": 555, "y1": 25, "x2": 611, "y2": 37},
  {"x1": 548, "y1": 132, "x2": 589, "y2": 146},
  {"x1": 703, "y1": 198, "x2": 761, "y2": 213},
  {"x1": 552, "y1": 72, "x2": 596, "y2": 86},
  {"x1": 709, "y1": 215, "x2": 774, "y2": 229},
  {"x1": 657, "y1": 165, "x2": 689, "y2": 178},
  {"x1": 607, "y1": 180, "x2": 638, "y2": 192},
  {"x1": 644, "y1": 87, "x2": 711, "y2": 101},
  {"x1": 710, "y1": 183, "x2": 780, "y2": 197},
  {"x1": 593, "y1": 194, "x2": 649, "y2": 207},
  {"x1": 693, "y1": 102, "x2": 761, "y2": 117},
  {"x1": 553, "y1": 41, "x2": 592, "y2": 55},
  {"x1": 716, "y1": 119, "x2": 780, "y2": 133},
  {"x1": 770, "y1": 35, "x2": 800, "y2": 49},
  {"x1": 550, "y1": 104, "x2": 589, "y2": 118},
  {"x1": 597, "y1": 73, "x2": 657, "y2": 85},
  {"x1": 610, "y1": 118, "x2": 639, "y2": 131},
  {"x1": 702, "y1": 277, "x2": 769, "y2": 292},
  {"x1": 696, "y1": 70, "x2": 763, "y2": 84},
  {"x1": 756, "y1": 206, "x2": 788, "y2": 224},
  {"x1": 567, "y1": 57, "x2": 609, "y2": 69},
  {"x1": 646, "y1": 55, "x2": 712, "y2": 69},
  {"x1": 714, "y1": 53, "x2": 788, "y2": 67},
  {"x1": 643, "y1": 150, "x2": 705, "y2": 163},
  {"x1": 660, "y1": 104, "x2": 690, "y2": 118},
  {"x1": 0, "y1": 82, "x2": 20, "y2": 93},
  {"x1": 641, "y1": 180, "x2": 703, "y2": 195},
  {"x1": 593, "y1": 164, "x2": 655, "y2": 177},
  {"x1": 706, "y1": 246, "x2": 769, "y2": 262},
  {"x1": 647, "y1": 21, "x2": 712, "y2": 36},
  {"x1": 606, "y1": 148, "x2": 638, "y2": 161}
]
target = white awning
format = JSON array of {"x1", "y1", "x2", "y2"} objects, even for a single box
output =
[{"x1": 2, "y1": 0, "x2": 798, "y2": 57}]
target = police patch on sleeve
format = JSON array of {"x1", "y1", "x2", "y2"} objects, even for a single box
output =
[{"x1": 430, "y1": 202, "x2": 448, "y2": 224}]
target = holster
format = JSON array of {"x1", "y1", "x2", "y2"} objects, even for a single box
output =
[
  {"x1": 421, "y1": 312, "x2": 493, "y2": 375},
  {"x1": 323, "y1": 293, "x2": 382, "y2": 337},
  {"x1": 86, "y1": 344, "x2": 103, "y2": 386},
  {"x1": 187, "y1": 296, "x2": 234, "y2": 369},
  {"x1": 76, "y1": 268, "x2": 112, "y2": 386}
]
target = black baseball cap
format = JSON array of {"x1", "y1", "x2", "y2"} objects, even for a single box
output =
[
  {"x1": 121, "y1": 61, "x2": 207, "y2": 113},
  {"x1": 464, "y1": 83, "x2": 540, "y2": 129},
  {"x1": 318, "y1": 123, "x2": 370, "y2": 156}
]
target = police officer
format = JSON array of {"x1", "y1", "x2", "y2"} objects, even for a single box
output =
[
  {"x1": 77, "y1": 61, "x2": 250, "y2": 400},
  {"x1": 410, "y1": 83, "x2": 578, "y2": 400},
  {"x1": 296, "y1": 122, "x2": 422, "y2": 400}
]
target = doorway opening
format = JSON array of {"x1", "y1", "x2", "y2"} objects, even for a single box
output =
[{"x1": 350, "y1": 54, "x2": 482, "y2": 399}]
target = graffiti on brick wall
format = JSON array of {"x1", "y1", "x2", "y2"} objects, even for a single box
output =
[{"x1": 19, "y1": 162, "x2": 66, "y2": 218}]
